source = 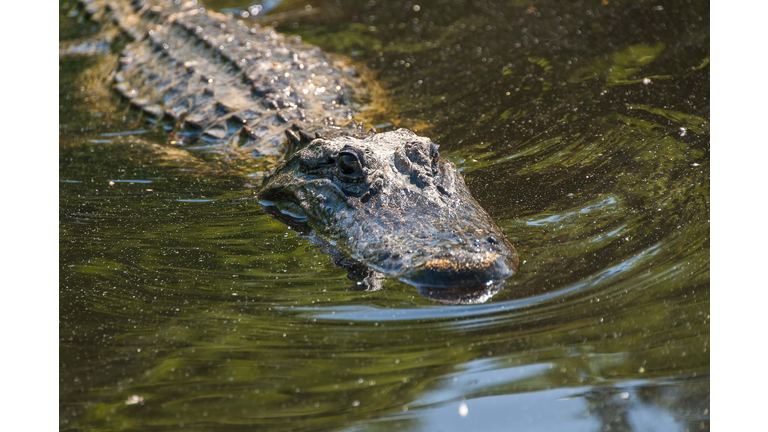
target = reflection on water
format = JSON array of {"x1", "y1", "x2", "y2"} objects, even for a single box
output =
[{"x1": 59, "y1": 0, "x2": 708, "y2": 430}]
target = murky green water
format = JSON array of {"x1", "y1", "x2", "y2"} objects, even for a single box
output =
[{"x1": 60, "y1": 0, "x2": 709, "y2": 430}]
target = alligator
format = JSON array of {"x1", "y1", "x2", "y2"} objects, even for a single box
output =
[{"x1": 75, "y1": 0, "x2": 519, "y2": 303}]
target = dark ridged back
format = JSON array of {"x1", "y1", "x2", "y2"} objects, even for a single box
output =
[{"x1": 79, "y1": 0, "x2": 364, "y2": 154}]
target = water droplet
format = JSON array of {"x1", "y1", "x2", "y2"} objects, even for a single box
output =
[{"x1": 125, "y1": 395, "x2": 144, "y2": 405}]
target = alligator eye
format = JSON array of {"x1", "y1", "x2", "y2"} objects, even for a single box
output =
[{"x1": 338, "y1": 153, "x2": 360, "y2": 175}]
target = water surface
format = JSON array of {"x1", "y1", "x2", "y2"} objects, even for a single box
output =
[{"x1": 59, "y1": 0, "x2": 709, "y2": 430}]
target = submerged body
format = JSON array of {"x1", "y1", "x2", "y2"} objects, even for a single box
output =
[{"x1": 79, "y1": 0, "x2": 518, "y2": 298}]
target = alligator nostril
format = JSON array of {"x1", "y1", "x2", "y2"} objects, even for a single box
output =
[
  {"x1": 403, "y1": 249, "x2": 514, "y2": 288},
  {"x1": 487, "y1": 236, "x2": 498, "y2": 245}
]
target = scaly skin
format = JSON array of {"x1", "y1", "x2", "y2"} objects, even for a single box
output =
[
  {"x1": 78, "y1": 0, "x2": 518, "y2": 301},
  {"x1": 79, "y1": 0, "x2": 363, "y2": 153}
]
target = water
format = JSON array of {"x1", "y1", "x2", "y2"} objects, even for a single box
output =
[{"x1": 59, "y1": 0, "x2": 709, "y2": 430}]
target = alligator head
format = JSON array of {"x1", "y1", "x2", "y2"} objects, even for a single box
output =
[{"x1": 259, "y1": 128, "x2": 518, "y2": 301}]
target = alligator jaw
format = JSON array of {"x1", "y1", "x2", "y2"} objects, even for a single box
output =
[{"x1": 402, "y1": 248, "x2": 516, "y2": 289}]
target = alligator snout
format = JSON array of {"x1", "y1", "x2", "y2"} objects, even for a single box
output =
[{"x1": 403, "y1": 248, "x2": 516, "y2": 289}]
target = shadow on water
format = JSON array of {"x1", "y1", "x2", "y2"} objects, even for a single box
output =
[{"x1": 60, "y1": 0, "x2": 708, "y2": 430}]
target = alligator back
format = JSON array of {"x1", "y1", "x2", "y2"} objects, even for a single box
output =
[{"x1": 80, "y1": 0, "x2": 364, "y2": 154}]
